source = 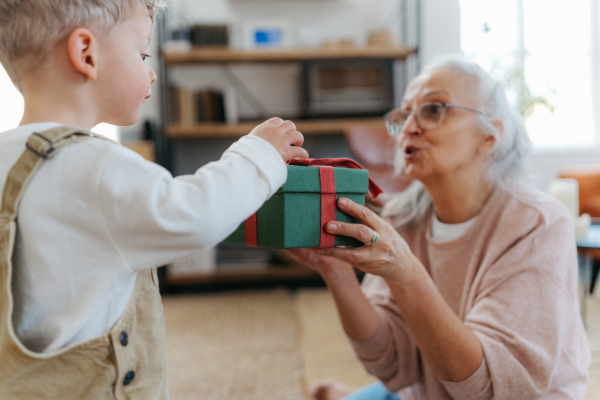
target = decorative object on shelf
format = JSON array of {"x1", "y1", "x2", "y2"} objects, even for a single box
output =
[
  {"x1": 548, "y1": 178, "x2": 579, "y2": 218},
  {"x1": 575, "y1": 213, "x2": 592, "y2": 240},
  {"x1": 297, "y1": 25, "x2": 322, "y2": 48},
  {"x1": 367, "y1": 30, "x2": 396, "y2": 48},
  {"x1": 162, "y1": 27, "x2": 192, "y2": 54},
  {"x1": 242, "y1": 19, "x2": 293, "y2": 49},
  {"x1": 224, "y1": 158, "x2": 384, "y2": 249},
  {"x1": 189, "y1": 24, "x2": 229, "y2": 47},
  {"x1": 321, "y1": 39, "x2": 356, "y2": 51}
]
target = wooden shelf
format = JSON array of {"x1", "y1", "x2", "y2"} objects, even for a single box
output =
[
  {"x1": 163, "y1": 46, "x2": 417, "y2": 65},
  {"x1": 165, "y1": 118, "x2": 386, "y2": 138},
  {"x1": 122, "y1": 140, "x2": 155, "y2": 162},
  {"x1": 165, "y1": 263, "x2": 320, "y2": 285}
]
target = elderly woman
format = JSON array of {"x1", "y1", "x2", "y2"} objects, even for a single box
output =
[{"x1": 289, "y1": 57, "x2": 590, "y2": 400}]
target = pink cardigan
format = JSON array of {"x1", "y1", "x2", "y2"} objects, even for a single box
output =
[{"x1": 349, "y1": 181, "x2": 590, "y2": 399}]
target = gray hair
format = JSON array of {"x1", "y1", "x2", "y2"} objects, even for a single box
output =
[
  {"x1": 0, "y1": 0, "x2": 167, "y2": 91},
  {"x1": 382, "y1": 55, "x2": 532, "y2": 228}
]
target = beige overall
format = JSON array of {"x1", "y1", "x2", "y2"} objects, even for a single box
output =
[{"x1": 0, "y1": 126, "x2": 169, "y2": 399}]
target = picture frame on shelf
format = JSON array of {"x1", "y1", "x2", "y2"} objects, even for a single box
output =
[{"x1": 242, "y1": 19, "x2": 293, "y2": 49}]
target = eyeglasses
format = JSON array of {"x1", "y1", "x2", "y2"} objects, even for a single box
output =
[{"x1": 384, "y1": 101, "x2": 490, "y2": 136}]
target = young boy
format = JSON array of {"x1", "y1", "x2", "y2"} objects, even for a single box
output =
[{"x1": 0, "y1": 0, "x2": 308, "y2": 398}]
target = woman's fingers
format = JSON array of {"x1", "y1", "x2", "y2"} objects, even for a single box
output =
[
  {"x1": 286, "y1": 248, "x2": 305, "y2": 261},
  {"x1": 316, "y1": 247, "x2": 370, "y2": 264},
  {"x1": 326, "y1": 221, "x2": 376, "y2": 244},
  {"x1": 336, "y1": 198, "x2": 383, "y2": 230},
  {"x1": 287, "y1": 248, "x2": 341, "y2": 270}
]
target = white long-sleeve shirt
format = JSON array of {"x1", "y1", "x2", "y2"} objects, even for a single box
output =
[{"x1": 0, "y1": 122, "x2": 287, "y2": 353}]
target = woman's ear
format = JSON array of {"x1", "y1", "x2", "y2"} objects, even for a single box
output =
[
  {"x1": 67, "y1": 28, "x2": 98, "y2": 80},
  {"x1": 478, "y1": 118, "x2": 504, "y2": 155}
]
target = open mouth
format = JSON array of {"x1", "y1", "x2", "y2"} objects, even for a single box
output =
[{"x1": 404, "y1": 146, "x2": 420, "y2": 158}]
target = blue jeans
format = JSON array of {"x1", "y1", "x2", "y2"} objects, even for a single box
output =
[{"x1": 341, "y1": 382, "x2": 401, "y2": 400}]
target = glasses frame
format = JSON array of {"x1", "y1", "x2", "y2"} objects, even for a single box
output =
[{"x1": 384, "y1": 101, "x2": 490, "y2": 136}]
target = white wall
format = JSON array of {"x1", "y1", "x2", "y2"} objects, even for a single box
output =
[
  {"x1": 169, "y1": 0, "x2": 402, "y2": 48},
  {"x1": 420, "y1": 0, "x2": 461, "y2": 66},
  {"x1": 122, "y1": 0, "x2": 463, "y2": 139}
]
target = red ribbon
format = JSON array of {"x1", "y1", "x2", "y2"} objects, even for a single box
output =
[
  {"x1": 287, "y1": 157, "x2": 384, "y2": 200},
  {"x1": 319, "y1": 166, "x2": 336, "y2": 248},
  {"x1": 245, "y1": 212, "x2": 258, "y2": 247}
]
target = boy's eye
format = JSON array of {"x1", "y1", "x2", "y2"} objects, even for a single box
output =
[{"x1": 141, "y1": 53, "x2": 152, "y2": 61}]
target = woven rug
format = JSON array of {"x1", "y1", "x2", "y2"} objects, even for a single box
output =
[
  {"x1": 294, "y1": 288, "x2": 377, "y2": 396},
  {"x1": 163, "y1": 290, "x2": 305, "y2": 400},
  {"x1": 163, "y1": 288, "x2": 600, "y2": 399}
]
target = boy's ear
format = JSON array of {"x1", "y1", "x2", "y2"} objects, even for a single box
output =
[{"x1": 67, "y1": 28, "x2": 98, "y2": 81}]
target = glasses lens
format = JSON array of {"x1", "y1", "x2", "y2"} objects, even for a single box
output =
[
  {"x1": 385, "y1": 109, "x2": 411, "y2": 136},
  {"x1": 417, "y1": 103, "x2": 445, "y2": 129}
]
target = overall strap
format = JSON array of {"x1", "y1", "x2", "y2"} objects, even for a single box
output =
[{"x1": 0, "y1": 125, "x2": 105, "y2": 223}]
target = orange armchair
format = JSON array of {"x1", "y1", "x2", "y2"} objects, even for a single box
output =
[{"x1": 560, "y1": 165, "x2": 600, "y2": 293}]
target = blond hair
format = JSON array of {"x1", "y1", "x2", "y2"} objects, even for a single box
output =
[{"x1": 0, "y1": 0, "x2": 167, "y2": 91}]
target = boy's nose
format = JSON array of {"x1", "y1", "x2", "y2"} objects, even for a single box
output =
[{"x1": 150, "y1": 68, "x2": 157, "y2": 84}]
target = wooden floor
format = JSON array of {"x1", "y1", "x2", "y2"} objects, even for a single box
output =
[
  {"x1": 163, "y1": 289, "x2": 600, "y2": 399},
  {"x1": 586, "y1": 294, "x2": 600, "y2": 400}
]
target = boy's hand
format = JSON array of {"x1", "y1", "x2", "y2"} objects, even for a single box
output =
[{"x1": 250, "y1": 118, "x2": 309, "y2": 162}]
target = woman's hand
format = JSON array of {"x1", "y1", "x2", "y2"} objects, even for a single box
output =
[
  {"x1": 316, "y1": 197, "x2": 420, "y2": 283},
  {"x1": 286, "y1": 247, "x2": 353, "y2": 278},
  {"x1": 287, "y1": 237, "x2": 381, "y2": 343}
]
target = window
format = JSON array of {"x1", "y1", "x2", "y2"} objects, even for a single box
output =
[
  {"x1": 460, "y1": 0, "x2": 598, "y2": 149},
  {"x1": 0, "y1": 64, "x2": 24, "y2": 134},
  {"x1": 0, "y1": 64, "x2": 118, "y2": 140}
]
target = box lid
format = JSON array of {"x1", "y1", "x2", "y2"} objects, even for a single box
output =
[{"x1": 276, "y1": 165, "x2": 369, "y2": 194}]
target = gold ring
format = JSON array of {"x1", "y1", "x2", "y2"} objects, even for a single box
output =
[{"x1": 367, "y1": 231, "x2": 379, "y2": 245}]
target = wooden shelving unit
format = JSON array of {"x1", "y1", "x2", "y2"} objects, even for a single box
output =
[
  {"x1": 122, "y1": 140, "x2": 155, "y2": 161},
  {"x1": 163, "y1": 46, "x2": 417, "y2": 65},
  {"x1": 155, "y1": 8, "x2": 420, "y2": 290},
  {"x1": 166, "y1": 263, "x2": 320, "y2": 286},
  {"x1": 165, "y1": 118, "x2": 386, "y2": 138}
]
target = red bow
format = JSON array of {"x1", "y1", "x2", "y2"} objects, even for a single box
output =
[{"x1": 288, "y1": 157, "x2": 385, "y2": 200}]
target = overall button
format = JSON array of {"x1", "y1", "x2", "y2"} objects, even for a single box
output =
[
  {"x1": 120, "y1": 331, "x2": 128, "y2": 346},
  {"x1": 123, "y1": 370, "x2": 135, "y2": 386}
]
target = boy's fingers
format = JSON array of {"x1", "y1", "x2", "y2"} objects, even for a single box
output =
[
  {"x1": 287, "y1": 130, "x2": 305, "y2": 146},
  {"x1": 266, "y1": 117, "x2": 284, "y2": 125},
  {"x1": 289, "y1": 146, "x2": 309, "y2": 160},
  {"x1": 279, "y1": 120, "x2": 297, "y2": 133},
  {"x1": 326, "y1": 221, "x2": 375, "y2": 244}
]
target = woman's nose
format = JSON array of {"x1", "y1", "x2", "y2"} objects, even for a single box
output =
[{"x1": 402, "y1": 113, "x2": 423, "y2": 136}]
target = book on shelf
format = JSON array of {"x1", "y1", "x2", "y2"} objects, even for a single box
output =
[{"x1": 168, "y1": 86, "x2": 229, "y2": 125}]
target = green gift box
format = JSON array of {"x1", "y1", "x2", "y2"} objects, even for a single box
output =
[{"x1": 224, "y1": 158, "x2": 381, "y2": 249}]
